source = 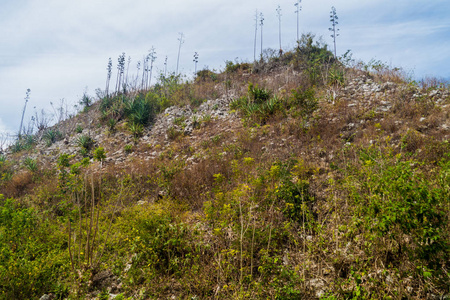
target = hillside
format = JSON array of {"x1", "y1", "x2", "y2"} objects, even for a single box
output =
[{"x1": 1, "y1": 39, "x2": 449, "y2": 299}]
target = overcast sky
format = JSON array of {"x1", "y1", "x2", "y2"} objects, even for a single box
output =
[{"x1": 1, "y1": 0, "x2": 449, "y2": 138}]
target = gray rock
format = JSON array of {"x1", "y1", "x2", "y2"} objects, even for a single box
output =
[{"x1": 39, "y1": 294, "x2": 55, "y2": 300}]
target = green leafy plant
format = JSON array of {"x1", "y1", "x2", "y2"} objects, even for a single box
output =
[
  {"x1": 0, "y1": 197, "x2": 69, "y2": 299},
  {"x1": 289, "y1": 86, "x2": 318, "y2": 118},
  {"x1": 93, "y1": 147, "x2": 106, "y2": 166}
]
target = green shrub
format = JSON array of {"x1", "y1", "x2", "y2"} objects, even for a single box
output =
[
  {"x1": 231, "y1": 83, "x2": 284, "y2": 125},
  {"x1": 348, "y1": 149, "x2": 450, "y2": 288},
  {"x1": 0, "y1": 197, "x2": 70, "y2": 299},
  {"x1": 122, "y1": 205, "x2": 198, "y2": 282},
  {"x1": 289, "y1": 87, "x2": 318, "y2": 118},
  {"x1": 10, "y1": 140, "x2": 24, "y2": 153},
  {"x1": 79, "y1": 92, "x2": 92, "y2": 110},
  {"x1": 225, "y1": 60, "x2": 251, "y2": 73},
  {"x1": 195, "y1": 69, "x2": 218, "y2": 81},
  {"x1": 93, "y1": 147, "x2": 106, "y2": 163}
]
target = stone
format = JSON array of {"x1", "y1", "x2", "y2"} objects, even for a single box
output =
[{"x1": 308, "y1": 279, "x2": 325, "y2": 298}]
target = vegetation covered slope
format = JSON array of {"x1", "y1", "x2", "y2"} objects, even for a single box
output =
[{"x1": 1, "y1": 37, "x2": 449, "y2": 299}]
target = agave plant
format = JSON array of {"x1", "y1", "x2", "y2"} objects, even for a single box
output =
[
  {"x1": 23, "y1": 157, "x2": 38, "y2": 172},
  {"x1": 128, "y1": 122, "x2": 144, "y2": 139},
  {"x1": 44, "y1": 129, "x2": 62, "y2": 146},
  {"x1": 10, "y1": 140, "x2": 24, "y2": 153},
  {"x1": 124, "y1": 95, "x2": 154, "y2": 126},
  {"x1": 76, "y1": 134, "x2": 94, "y2": 151},
  {"x1": 107, "y1": 118, "x2": 117, "y2": 132}
]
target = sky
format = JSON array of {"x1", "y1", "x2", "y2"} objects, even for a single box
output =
[{"x1": 1, "y1": 0, "x2": 449, "y2": 140}]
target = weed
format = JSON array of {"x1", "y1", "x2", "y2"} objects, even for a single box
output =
[{"x1": 167, "y1": 126, "x2": 182, "y2": 140}]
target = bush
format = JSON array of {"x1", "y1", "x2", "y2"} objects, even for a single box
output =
[
  {"x1": 230, "y1": 83, "x2": 284, "y2": 125},
  {"x1": 107, "y1": 118, "x2": 117, "y2": 132},
  {"x1": 124, "y1": 94, "x2": 155, "y2": 126},
  {"x1": 195, "y1": 69, "x2": 218, "y2": 82},
  {"x1": 93, "y1": 147, "x2": 106, "y2": 163},
  {"x1": 122, "y1": 205, "x2": 199, "y2": 281},
  {"x1": 0, "y1": 197, "x2": 69, "y2": 299},
  {"x1": 225, "y1": 60, "x2": 251, "y2": 73},
  {"x1": 248, "y1": 83, "x2": 271, "y2": 104},
  {"x1": 347, "y1": 149, "x2": 450, "y2": 291},
  {"x1": 289, "y1": 86, "x2": 318, "y2": 118}
]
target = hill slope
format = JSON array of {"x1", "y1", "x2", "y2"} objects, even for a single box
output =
[{"x1": 1, "y1": 45, "x2": 449, "y2": 299}]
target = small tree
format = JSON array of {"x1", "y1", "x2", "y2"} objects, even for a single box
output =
[
  {"x1": 93, "y1": 146, "x2": 106, "y2": 168},
  {"x1": 294, "y1": 0, "x2": 302, "y2": 45},
  {"x1": 329, "y1": 6, "x2": 339, "y2": 58}
]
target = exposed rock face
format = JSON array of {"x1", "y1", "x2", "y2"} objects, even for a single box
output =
[
  {"x1": 7, "y1": 95, "x2": 238, "y2": 170},
  {"x1": 5, "y1": 74, "x2": 449, "y2": 175}
]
